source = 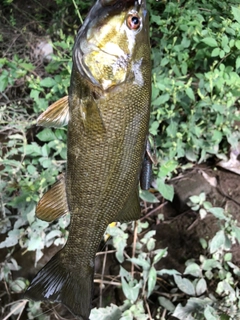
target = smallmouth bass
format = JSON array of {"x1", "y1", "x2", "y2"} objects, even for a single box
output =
[{"x1": 25, "y1": 0, "x2": 151, "y2": 319}]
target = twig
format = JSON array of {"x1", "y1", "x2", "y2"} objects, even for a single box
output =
[
  {"x1": 71, "y1": 0, "x2": 83, "y2": 24},
  {"x1": 99, "y1": 245, "x2": 108, "y2": 307},
  {"x1": 144, "y1": 296, "x2": 153, "y2": 320},
  {"x1": 140, "y1": 202, "x2": 168, "y2": 221},
  {"x1": 3, "y1": 299, "x2": 28, "y2": 320},
  {"x1": 187, "y1": 217, "x2": 200, "y2": 231},
  {"x1": 161, "y1": 308, "x2": 167, "y2": 320},
  {"x1": 94, "y1": 279, "x2": 121, "y2": 286},
  {"x1": 96, "y1": 249, "x2": 116, "y2": 255},
  {"x1": 131, "y1": 221, "x2": 138, "y2": 277}
]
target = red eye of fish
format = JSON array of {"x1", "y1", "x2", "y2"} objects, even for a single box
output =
[{"x1": 127, "y1": 14, "x2": 141, "y2": 30}]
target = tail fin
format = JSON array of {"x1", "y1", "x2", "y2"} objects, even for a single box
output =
[{"x1": 24, "y1": 252, "x2": 93, "y2": 320}]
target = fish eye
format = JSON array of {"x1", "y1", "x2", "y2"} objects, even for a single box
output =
[{"x1": 126, "y1": 13, "x2": 141, "y2": 30}]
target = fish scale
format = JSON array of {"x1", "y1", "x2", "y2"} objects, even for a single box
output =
[{"x1": 25, "y1": 1, "x2": 151, "y2": 319}]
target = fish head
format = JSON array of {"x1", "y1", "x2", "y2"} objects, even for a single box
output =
[{"x1": 73, "y1": 0, "x2": 150, "y2": 91}]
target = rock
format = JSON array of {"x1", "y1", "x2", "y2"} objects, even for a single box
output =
[{"x1": 34, "y1": 38, "x2": 53, "y2": 62}]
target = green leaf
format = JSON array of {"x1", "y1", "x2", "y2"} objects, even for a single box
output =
[
  {"x1": 189, "y1": 195, "x2": 200, "y2": 204},
  {"x1": 121, "y1": 277, "x2": 142, "y2": 303},
  {"x1": 202, "y1": 259, "x2": 221, "y2": 271},
  {"x1": 37, "y1": 128, "x2": 56, "y2": 142},
  {"x1": 156, "y1": 178, "x2": 174, "y2": 201},
  {"x1": 173, "y1": 302, "x2": 195, "y2": 320},
  {"x1": 173, "y1": 275, "x2": 195, "y2": 296},
  {"x1": 153, "y1": 248, "x2": 168, "y2": 264},
  {"x1": 40, "y1": 158, "x2": 52, "y2": 168},
  {"x1": 19, "y1": 62, "x2": 34, "y2": 71},
  {"x1": 128, "y1": 257, "x2": 150, "y2": 270},
  {"x1": 196, "y1": 278, "x2": 207, "y2": 296},
  {"x1": 160, "y1": 57, "x2": 169, "y2": 67},
  {"x1": 121, "y1": 300, "x2": 147, "y2": 319},
  {"x1": 204, "y1": 305, "x2": 218, "y2": 320},
  {"x1": 202, "y1": 37, "x2": 218, "y2": 47},
  {"x1": 40, "y1": 77, "x2": 56, "y2": 88},
  {"x1": 232, "y1": 226, "x2": 240, "y2": 243},
  {"x1": 236, "y1": 56, "x2": 240, "y2": 70},
  {"x1": 158, "y1": 297, "x2": 175, "y2": 312},
  {"x1": 27, "y1": 236, "x2": 44, "y2": 251},
  {"x1": 158, "y1": 269, "x2": 180, "y2": 276},
  {"x1": 139, "y1": 190, "x2": 159, "y2": 203},
  {"x1": 224, "y1": 252, "x2": 232, "y2": 261},
  {"x1": 232, "y1": 6, "x2": 240, "y2": 24},
  {"x1": 159, "y1": 160, "x2": 178, "y2": 177},
  {"x1": 89, "y1": 304, "x2": 122, "y2": 320},
  {"x1": 208, "y1": 207, "x2": 227, "y2": 220},
  {"x1": 27, "y1": 164, "x2": 36, "y2": 174},
  {"x1": 209, "y1": 230, "x2": 226, "y2": 254},
  {"x1": 109, "y1": 227, "x2": 128, "y2": 263},
  {"x1": 235, "y1": 40, "x2": 240, "y2": 50},
  {"x1": 0, "y1": 70, "x2": 9, "y2": 92},
  {"x1": 147, "y1": 266, "x2": 157, "y2": 297},
  {"x1": 152, "y1": 93, "x2": 170, "y2": 106},
  {"x1": 146, "y1": 238, "x2": 156, "y2": 251},
  {"x1": 184, "y1": 263, "x2": 202, "y2": 277},
  {"x1": 211, "y1": 47, "x2": 220, "y2": 57},
  {"x1": 149, "y1": 120, "x2": 159, "y2": 135},
  {"x1": 10, "y1": 279, "x2": 26, "y2": 293},
  {"x1": 0, "y1": 229, "x2": 20, "y2": 248},
  {"x1": 24, "y1": 143, "x2": 42, "y2": 156},
  {"x1": 199, "y1": 208, "x2": 207, "y2": 219},
  {"x1": 30, "y1": 89, "x2": 40, "y2": 101},
  {"x1": 185, "y1": 87, "x2": 195, "y2": 101}
]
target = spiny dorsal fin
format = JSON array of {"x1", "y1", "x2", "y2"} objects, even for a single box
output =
[
  {"x1": 37, "y1": 95, "x2": 69, "y2": 128},
  {"x1": 36, "y1": 175, "x2": 68, "y2": 222}
]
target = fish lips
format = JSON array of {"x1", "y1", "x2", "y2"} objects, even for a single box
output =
[{"x1": 72, "y1": 0, "x2": 148, "y2": 88}]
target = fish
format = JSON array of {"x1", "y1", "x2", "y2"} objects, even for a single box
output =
[{"x1": 25, "y1": 0, "x2": 151, "y2": 319}]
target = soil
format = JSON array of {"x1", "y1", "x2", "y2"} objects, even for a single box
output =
[{"x1": 1, "y1": 1, "x2": 240, "y2": 320}]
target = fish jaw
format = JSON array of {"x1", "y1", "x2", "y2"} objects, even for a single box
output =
[{"x1": 73, "y1": 0, "x2": 149, "y2": 91}]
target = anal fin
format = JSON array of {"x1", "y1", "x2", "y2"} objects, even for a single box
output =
[{"x1": 36, "y1": 175, "x2": 68, "y2": 222}]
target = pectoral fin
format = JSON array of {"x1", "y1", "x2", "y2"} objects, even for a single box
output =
[
  {"x1": 116, "y1": 188, "x2": 141, "y2": 222},
  {"x1": 140, "y1": 155, "x2": 152, "y2": 190},
  {"x1": 38, "y1": 94, "x2": 105, "y2": 135},
  {"x1": 140, "y1": 138, "x2": 158, "y2": 190},
  {"x1": 36, "y1": 175, "x2": 69, "y2": 222},
  {"x1": 37, "y1": 96, "x2": 69, "y2": 128},
  {"x1": 80, "y1": 97, "x2": 106, "y2": 135}
]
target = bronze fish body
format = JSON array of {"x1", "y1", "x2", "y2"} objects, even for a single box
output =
[{"x1": 25, "y1": 0, "x2": 151, "y2": 319}]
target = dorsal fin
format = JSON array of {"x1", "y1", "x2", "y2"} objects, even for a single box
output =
[{"x1": 37, "y1": 96, "x2": 69, "y2": 128}]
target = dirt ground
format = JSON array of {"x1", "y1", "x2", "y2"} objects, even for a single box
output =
[{"x1": 1, "y1": 1, "x2": 240, "y2": 319}]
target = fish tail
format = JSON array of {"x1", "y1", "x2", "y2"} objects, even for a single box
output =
[{"x1": 24, "y1": 251, "x2": 93, "y2": 320}]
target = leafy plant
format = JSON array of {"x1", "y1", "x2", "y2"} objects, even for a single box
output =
[{"x1": 149, "y1": 1, "x2": 240, "y2": 199}]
